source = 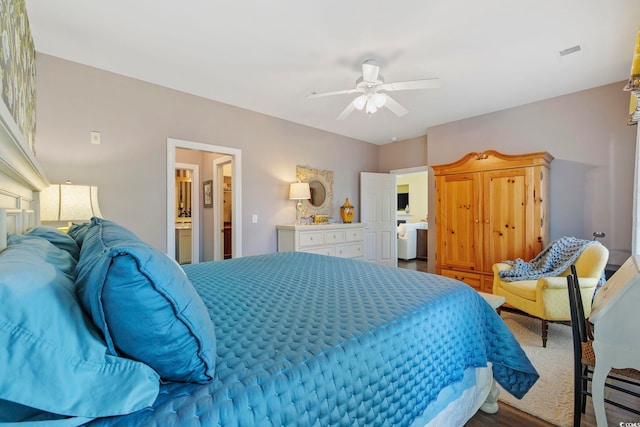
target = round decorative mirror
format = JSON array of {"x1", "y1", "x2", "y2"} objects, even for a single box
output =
[
  {"x1": 296, "y1": 166, "x2": 334, "y2": 218},
  {"x1": 309, "y1": 180, "x2": 326, "y2": 207}
]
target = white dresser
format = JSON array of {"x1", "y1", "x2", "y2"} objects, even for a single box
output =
[{"x1": 276, "y1": 223, "x2": 367, "y2": 260}]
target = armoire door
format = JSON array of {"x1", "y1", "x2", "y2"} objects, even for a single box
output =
[
  {"x1": 483, "y1": 167, "x2": 537, "y2": 268},
  {"x1": 436, "y1": 172, "x2": 482, "y2": 271}
]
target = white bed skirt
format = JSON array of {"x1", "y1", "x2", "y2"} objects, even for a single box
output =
[{"x1": 412, "y1": 363, "x2": 498, "y2": 427}]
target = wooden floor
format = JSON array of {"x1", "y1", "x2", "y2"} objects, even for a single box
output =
[
  {"x1": 465, "y1": 402, "x2": 554, "y2": 426},
  {"x1": 397, "y1": 258, "x2": 640, "y2": 427},
  {"x1": 397, "y1": 258, "x2": 429, "y2": 272},
  {"x1": 465, "y1": 389, "x2": 640, "y2": 427}
]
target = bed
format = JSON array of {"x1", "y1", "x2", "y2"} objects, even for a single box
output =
[
  {"x1": 0, "y1": 215, "x2": 538, "y2": 427},
  {"x1": 0, "y1": 112, "x2": 538, "y2": 426}
]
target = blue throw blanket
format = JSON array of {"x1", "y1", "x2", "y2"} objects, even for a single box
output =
[{"x1": 499, "y1": 236, "x2": 604, "y2": 285}]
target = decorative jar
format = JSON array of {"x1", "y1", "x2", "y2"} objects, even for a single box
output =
[{"x1": 340, "y1": 198, "x2": 355, "y2": 223}]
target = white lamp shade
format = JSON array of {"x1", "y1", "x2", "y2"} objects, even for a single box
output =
[
  {"x1": 353, "y1": 95, "x2": 367, "y2": 111},
  {"x1": 372, "y1": 93, "x2": 387, "y2": 108},
  {"x1": 41, "y1": 184, "x2": 103, "y2": 222},
  {"x1": 365, "y1": 99, "x2": 378, "y2": 114},
  {"x1": 289, "y1": 182, "x2": 311, "y2": 200}
]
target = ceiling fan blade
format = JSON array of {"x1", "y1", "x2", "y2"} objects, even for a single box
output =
[
  {"x1": 384, "y1": 95, "x2": 409, "y2": 117},
  {"x1": 337, "y1": 101, "x2": 357, "y2": 120},
  {"x1": 380, "y1": 78, "x2": 441, "y2": 91},
  {"x1": 362, "y1": 59, "x2": 380, "y2": 83},
  {"x1": 307, "y1": 88, "x2": 361, "y2": 99}
]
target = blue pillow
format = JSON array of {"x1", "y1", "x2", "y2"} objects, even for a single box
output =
[
  {"x1": 75, "y1": 218, "x2": 216, "y2": 383},
  {"x1": 22, "y1": 225, "x2": 81, "y2": 260},
  {"x1": 0, "y1": 237, "x2": 159, "y2": 421},
  {"x1": 68, "y1": 222, "x2": 92, "y2": 247}
]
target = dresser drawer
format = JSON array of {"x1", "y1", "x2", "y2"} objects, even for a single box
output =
[
  {"x1": 276, "y1": 224, "x2": 367, "y2": 258},
  {"x1": 303, "y1": 246, "x2": 335, "y2": 257},
  {"x1": 299, "y1": 231, "x2": 324, "y2": 247},
  {"x1": 345, "y1": 228, "x2": 364, "y2": 242},
  {"x1": 324, "y1": 230, "x2": 345, "y2": 244},
  {"x1": 440, "y1": 268, "x2": 481, "y2": 290},
  {"x1": 336, "y1": 243, "x2": 364, "y2": 259}
]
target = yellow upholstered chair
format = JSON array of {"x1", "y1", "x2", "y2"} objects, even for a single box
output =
[{"x1": 493, "y1": 243, "x2": 609, "y2": 347}]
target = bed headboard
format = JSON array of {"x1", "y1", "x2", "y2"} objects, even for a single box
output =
[
  {"x1": 0, "y1": 101, "x2": 48, "y2": 250},
  {"x1": 0, "y1": 208, "x2": 36, "y2": 249}
]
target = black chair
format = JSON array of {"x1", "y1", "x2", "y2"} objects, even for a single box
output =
[{"x1": 566, "y1": 265, "x2": 640, "y2": 427}]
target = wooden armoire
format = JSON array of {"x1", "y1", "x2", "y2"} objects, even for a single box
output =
[{"x1": 433, "y1": 150, "x2": 553, "y2": 293}]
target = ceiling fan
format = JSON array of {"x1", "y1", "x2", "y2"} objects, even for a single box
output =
[{"x1": 307, "y1": 59, "x2": 441, "y2": 120}]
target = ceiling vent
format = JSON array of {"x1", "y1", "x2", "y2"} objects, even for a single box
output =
[{"x1": 559, "y1": 45, "x2": 582, "y2": 57}]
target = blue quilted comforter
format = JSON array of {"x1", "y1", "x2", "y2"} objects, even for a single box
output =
[{"x1": 89, "y1": 252, "x2": 537, "y2": 426}]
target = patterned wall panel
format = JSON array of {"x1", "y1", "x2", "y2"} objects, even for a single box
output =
[{"x1": 0, "y1": 0, "x2": 36, "y2": 153}]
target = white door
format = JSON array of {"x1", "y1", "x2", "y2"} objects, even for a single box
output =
[
  {"x1": 213, "y1": 156, "x2": 232, "y2": 261},
  {"x1": 361, "y1": 172, "x2": 397, "y2": 266}
]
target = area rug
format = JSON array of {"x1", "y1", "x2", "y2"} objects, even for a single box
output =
[{"x1": 497, "y1": 311, "x2": 574, "y2": 427}]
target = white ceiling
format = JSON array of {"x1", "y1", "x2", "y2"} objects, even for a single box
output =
[{"x1": 25, "y1": 0, "x2": 640, "y2": 145}]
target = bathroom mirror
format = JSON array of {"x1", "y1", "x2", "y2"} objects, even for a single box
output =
[
  {"x1": 175, "y1": 169, "x2": 192, "y2": 220},
  {"x1": 296, "y1": 166, "x2": 334, "y2": 218}
]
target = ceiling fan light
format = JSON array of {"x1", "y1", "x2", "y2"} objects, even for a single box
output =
[
  {"x1": 366, "y1": 99, "x2": 378, "y2": 114},
  {"x1": 353, "y1": 95, "x2": 367, "y2": 110},
  {"x1": 373, "y1": 93, "x2": 387, "y2": 108}
]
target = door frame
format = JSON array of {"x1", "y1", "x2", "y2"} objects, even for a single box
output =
[
  {"x1": 391, "y1": 165, "x2": 431, "y2": 270},
  {"x1": 390, "y1": 166, "x2": 429, "y2": 176},
  {"x1": 213, "y1": 155, "x2": 232, "y2": 260},
  {"x1": 166, "y1": 138, "x2": 243, "y2": 260},
  {"x1": 362, "y1": 167, "x2": 430, "y2": 267}
]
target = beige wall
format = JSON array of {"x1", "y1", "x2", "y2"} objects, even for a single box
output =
[
  {"x1": 33, "y1": 54, "x2": 635, "y2": 265},
  {"x1": 378, "y1": 135, "x2": 428, "y2": 172},
  {"x1": 35, "y1": 54, "x2": 378, "y2": 255},
  {"x1": 427, "y1": 81, "x2": 637, "y2": 268}
]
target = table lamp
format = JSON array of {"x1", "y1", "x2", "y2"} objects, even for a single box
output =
[
  {"x1": 40, "y1": 183, "x2": 103, "y2": 231},
  {"x1": 289, "y1": 182, "x2": 310, "y2": 224}
]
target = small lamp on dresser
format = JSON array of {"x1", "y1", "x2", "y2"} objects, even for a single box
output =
[{"x1": 289, "y1": 182, "x2": 310, "y2": 225}]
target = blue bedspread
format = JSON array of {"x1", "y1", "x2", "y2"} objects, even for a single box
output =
[{"x1": 89, "y1": 252, "x2": 537, "y2": 426}]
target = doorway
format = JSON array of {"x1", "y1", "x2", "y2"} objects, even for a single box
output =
[
  {"x1": 391, "y1": 167, "x2": 429, "y2": 223},
  {"x1": 175, "y1": 163, "x2": 199, "y2": 264},
  {"x1": 166, "y1": 138, "x2": 242, "y2": 262},
  {"x1": 391, "y1": 165, "x2": 430, "y2": 270},
  {"x1": 360, "y1": 166, "x2": 429, "y2": 267}
]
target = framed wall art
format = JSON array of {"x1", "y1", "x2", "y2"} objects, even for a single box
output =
[{"x1": 203, "y1": 180, "x2": 213, "y2": 208}]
